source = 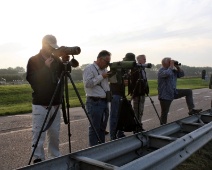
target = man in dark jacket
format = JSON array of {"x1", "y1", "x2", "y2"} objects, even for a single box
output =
[
  {"x1": 129, "y1": 55, "x2": 149, "y2": 131},
  {"x1": 26, "y1": 35, "x2": 64, "y2": 163}
]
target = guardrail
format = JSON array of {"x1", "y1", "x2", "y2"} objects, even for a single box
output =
[{"x1": 18, "y1": 109, "x2": 212, "y2": 170}]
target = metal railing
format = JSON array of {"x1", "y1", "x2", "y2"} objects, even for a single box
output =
[{"x1": 18, "y1": 109, "x2": 212, "y2": 170}]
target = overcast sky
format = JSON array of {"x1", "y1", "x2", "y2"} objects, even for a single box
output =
[{"x1": 0, "y1": 0, "x2": 212, "y2": 69}]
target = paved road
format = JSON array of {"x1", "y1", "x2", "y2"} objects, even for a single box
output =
[{"x1": 0, "y1": 88, "x2": 211, "y2": 170}]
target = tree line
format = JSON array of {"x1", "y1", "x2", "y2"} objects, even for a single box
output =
[{"x1": 0, "y1": 64, "x2": 212, "y2": 83}]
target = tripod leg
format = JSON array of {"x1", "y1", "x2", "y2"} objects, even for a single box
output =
[
  {"x1": 64, "y1": 73, "x2": 72, "y2": 153},
  {"x1": 133, "y1": 96, "x2": 145, "y2": 132},
  {"x1": 66, "y1": 72, "x2": 102, "y2": 144},
  {"x1": 147, "y1": 94, "x2": 161, "y2": 122}
]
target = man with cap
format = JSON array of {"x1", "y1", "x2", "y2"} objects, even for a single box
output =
[
  {"x1": 109, "y1": 53, "x2": 137, "y2": 140},
  {"x1": 26, "y1": 35, "x2": 64, "y2": 163}
]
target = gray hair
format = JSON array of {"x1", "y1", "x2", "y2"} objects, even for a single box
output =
[
  {"x1": 162, "y1": 57, "x2": 171, "y2": 66},
  {"x1": 136, "y1": 54, "x2": 146, "y2": 60}
]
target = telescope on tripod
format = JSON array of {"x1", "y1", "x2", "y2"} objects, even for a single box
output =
[{"x1": 28, "y1": 46, "x2": 101, "y2": 165}]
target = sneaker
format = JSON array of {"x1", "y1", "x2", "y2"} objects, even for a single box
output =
[
  {"x1": 33, "y1": 158, "x2": 42, "y2": 164},
  {"x1": 188, "y1": 109, "x2": 202, "y2": 115}
]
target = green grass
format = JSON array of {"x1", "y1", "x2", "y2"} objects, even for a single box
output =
[{"x1": 0, "y1": 78, "x2": 209, "y2": 116}]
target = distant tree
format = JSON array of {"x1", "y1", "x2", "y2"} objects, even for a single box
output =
[
  {"x1": 80, "y1": 64, "x2": 90, "y2": 70},
  {"x1": 70, "y1": 68, "x2": 83, "y2": 81},
  {"x1": 14, "y1": 66, "x2": 25, "y2": 73}
]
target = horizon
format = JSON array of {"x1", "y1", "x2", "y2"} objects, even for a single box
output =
[{"x1": 0, "y1": 0, "x2": 212, "y2": 69}]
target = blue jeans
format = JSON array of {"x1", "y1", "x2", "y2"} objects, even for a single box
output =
[
  {"x1": 86, "y1": 97, "x2": 109, "y2": 146},
  {"x1": 110, "y1": 95, "x2": 125, "y2": 140}
]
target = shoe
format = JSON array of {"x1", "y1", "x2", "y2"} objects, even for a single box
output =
[
  {"x1": 105, "y1": 130, "x2": 109, "y2": 135},
  {"x1": 188, "y1": 109, "x2": 202, "y2": 115},
  {"x1": 33, "y1": 158, "x2": 42, "y2": 164}
]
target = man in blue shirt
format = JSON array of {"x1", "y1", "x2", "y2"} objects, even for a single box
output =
[{"x1": 158, "y1": 57, "x2": 202, "y2": 125}]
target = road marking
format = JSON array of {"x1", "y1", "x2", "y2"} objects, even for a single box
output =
[
  {"x1": 0, "y1": 118, "x2": 88, "y2": 135},
  {"x1": 175, "y1": 98, "x2": 185, "y2": 100},
  {"x1": 142, "y1": 119, "x2": 152, "y2": 123},
  {"x1": 193, "y1": 93, "x2": 200, "y2": 95},
  {"x1": 204, "y1": 96, "x2": 211, "y2": 98},
  {"x1": 177, "y1": 108, "x2": 184, "y2": 111},
  {"x1": 15, "y1": 115, "x2": 31, "y2": 117},
  {"x1": 44, "y1": 141, "x2": 75, "y2": 151}
]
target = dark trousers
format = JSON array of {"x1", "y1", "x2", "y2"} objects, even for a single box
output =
[{"x1": 160, "y1": 89, "x2": 194, "y2": 125}]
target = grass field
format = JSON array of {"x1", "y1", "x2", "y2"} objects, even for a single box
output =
[{"x1": 0, "y1": 78, "x2": 209, "y2": 116}]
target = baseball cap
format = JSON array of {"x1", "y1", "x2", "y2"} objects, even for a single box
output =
[{"x1": 42, "y1": 34, "x2": 59, "y2": 49}]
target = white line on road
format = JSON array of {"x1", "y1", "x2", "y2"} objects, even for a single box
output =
[
  {"x1": 44, "y1": 141, "x2": 75, "y2": 151},
  {"x1": 177, "y1": 108, "x2": 184, "y2": 111},
  {"x1": 142, "y1": 119, "x2": 152, "y2": 123},
  {"x1": 15, "y1": 115, "x2": 31, "y2": 117},
  {"x1": 0, "y1": 118, "x2": 88, "y2": 136}
]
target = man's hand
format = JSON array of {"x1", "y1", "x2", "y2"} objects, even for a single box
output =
[
  {"x1": 169, "y1": 60, "x2": 175, "y2": 69},
  {"x1": 102, "y1": 72, "x2": 109, "y2": 78},
  {"x1": 45, "y1": 57, "x2": 54, "y2": 68}
]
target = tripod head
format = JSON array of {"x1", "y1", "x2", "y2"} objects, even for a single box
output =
[
  {"x1": 62, "y1": 55, "x2": 79, "y2": 67},
  {"x1": 60, "y1": 55, "x2": 79, "y2": 73}
]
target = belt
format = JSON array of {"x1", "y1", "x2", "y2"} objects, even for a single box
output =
[{"x1": 88, "y1": 96, "x2": 107, "y2": 101}]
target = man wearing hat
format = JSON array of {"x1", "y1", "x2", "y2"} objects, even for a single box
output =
[
  {"x1": 109, "y1": 53, "x2": 135, "y2": 140},
  {"x1": 26, "y1": 35, "x2": 64, "y2": 164}
]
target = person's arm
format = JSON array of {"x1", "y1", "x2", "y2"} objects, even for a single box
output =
[
  {"x1": 175, "y1": 66, "x2": 184, "y2": 78},
  {"x1": 158, "y1": 68, "x2": 174, "y2": 78},
  {"x1": 26, "y1": 57, "x2": 54, "y2": 91}
]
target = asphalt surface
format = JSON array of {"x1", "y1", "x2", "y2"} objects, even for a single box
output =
[{"x1": 0, "y1": 88, "x2": 211, "y2": 170}]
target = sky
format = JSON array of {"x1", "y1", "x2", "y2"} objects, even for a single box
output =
[{"x1": 0, "y1": 0, "x2": 212, "y2": 69}]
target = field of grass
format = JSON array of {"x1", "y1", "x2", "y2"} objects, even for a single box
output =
[{"x1": 0, "y1": 78, "x2": 209, "y2": 116}]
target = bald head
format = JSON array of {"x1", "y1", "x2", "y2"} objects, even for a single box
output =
[{"x1": 162, "y1": 57, "x2": 171, "y2": 68}]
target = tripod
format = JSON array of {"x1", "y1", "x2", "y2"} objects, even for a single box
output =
[
  {"x1": 28, "y1": 60, "x2": 101, "y2": 165},
  {"x1": 132, "y1": 67, "x2": 161, "y2": 123},
  {"x1": 115, "y1": 72, "x2": 143, "y2": 135}
]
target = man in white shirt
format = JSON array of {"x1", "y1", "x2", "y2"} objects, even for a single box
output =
[{"x1": 83, "y1": 50, "x2": 111, "y2": 146}]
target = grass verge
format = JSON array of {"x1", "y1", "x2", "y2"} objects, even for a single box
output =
[{"x1": 0, "y1": 78, "x2": 209, "y2": 116}]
